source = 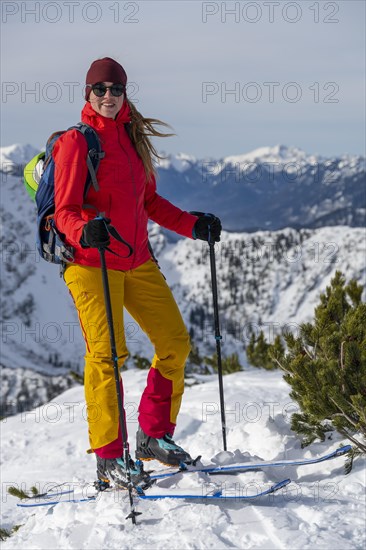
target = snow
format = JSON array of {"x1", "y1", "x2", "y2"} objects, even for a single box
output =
[
  {"x1": 3, "y1": 143, "x2": 363, "y2": 180},
  {"x1": 210, "y1": 145, "x2": 365, "y2": 183},
  {"x1": 223, "y1": 144, "x2": 314, "y2": 167},
  {"x1": 157, "y1": 152, "x2": 197, "y2": 172},
  {"x1": 1, "y1": 368, "x2": 365, "y2": 549},
  {"x1": 0, "y1": 144, "x2": 40, "y2": 172},
  {"x1": 221, "y1": 145, "x2": 365, "y2": 176}
]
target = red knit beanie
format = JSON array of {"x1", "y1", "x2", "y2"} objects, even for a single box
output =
[{"x1": 85, "y1": 57, "x2": 127, "y2": 99}]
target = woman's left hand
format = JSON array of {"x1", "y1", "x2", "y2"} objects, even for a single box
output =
[{"x1": 191, "y1": 213, "x2": 222, "y2": 243}]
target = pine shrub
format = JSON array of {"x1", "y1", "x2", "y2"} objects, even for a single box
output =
[
  {"x1": 246, "y1": 332, "x2": 284, "y2": 370},
  {"x1": 247, "y1": 271, "x2": 366, "y2": 452},
  {"x1": 0, "y1": 525, "x2": 23, "y2": 541},
  {"x1": 0, "y1": 528, "x2": 11, "y2": 541},
  {"x1": 132, "y1": 355, "x2": 151, "y2": 370},
  {"x1": 204, "y1": 352, "x2": 243, "y2": 374}
]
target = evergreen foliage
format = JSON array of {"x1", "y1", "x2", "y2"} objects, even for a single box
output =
[
  {"x1": 0, "y1": 525, "x2": 23, "y2": 541},
  {"x1": 186, "y1": 341, "x2": 243, "y2": 375},
  {"x1": 0, "y1": 528, "x2": 11, "y2": 541},
  {"x1": 246, "y1": 331, "x2": 284, "y2": 370},
  {"x1": 204, "y1": 352, "x2": 243, "y2": 374},
  {"x1": 246, "y1": 272, "x2": 366, "y2": 452},
  {"x1": 188, "y1": 342, "x2": 203, "y2": 367},
  {"x1": 7, "y1": 485, "x2": 39, "y2": 499},
  {"x1": 7, "y1": 486, "x2": 31, "y2": 499},
  {"x1": 70, "y1": 370, "x2": 84, "y2": 384},
  {"x1": 132, "y1": 354, "x2": 151, "y2": 370}
]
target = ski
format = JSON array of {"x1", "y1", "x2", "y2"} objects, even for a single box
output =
[
  {"x1": 138, "y1": 478, "x2": 291, "y2": 500},
  {"x1": 17, "y1": 496, "x2": 95, "y2": 508},
  {"x1": 16, "y1": 489, "x2": 83, "y2": 507},
  {"x1": 27, "y1": 489, "x2": 74, "y2": 500},
  {"x1": 149, "y1": 444, "x2": 352, "y2": 480},
  {"x1": 15, "y1": 445, "x2": 351, "y2": 509},
  {"x1": 16, "y1": 478, "x2": 291, "y2": 507}
]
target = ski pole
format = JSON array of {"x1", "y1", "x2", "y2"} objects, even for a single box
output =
[
  {"x1": 98, "y1": 245, "x2": 140, "y2": 525},
  {"x1": 208, "y1": 238, "x2": 227, "y2": 451},
  {"x1": 190, "y1": 211, "x2": 227, "y2": 451}
]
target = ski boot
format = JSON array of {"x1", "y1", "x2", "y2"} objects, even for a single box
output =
[
  {"x1": 135, "y1": 426, "x2": 193, "y2": 467},
  {"x1": 96, "y1": 454, "x2": 152, "y2": 491}
]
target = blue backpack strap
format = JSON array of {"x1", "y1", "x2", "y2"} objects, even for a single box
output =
[
  {"x1": 69, "y1": 123, "x2": 105, "y2": 195},
  {"x1": 35, "y1": 123, "x2": 106, "y2": 270}
]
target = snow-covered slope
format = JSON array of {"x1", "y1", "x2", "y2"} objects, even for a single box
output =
[
  {"x1": 0, "y1": 144, "x2": 40, "y2": 173},
  {"x1": 1, "y1": 368, "x2": 365, "y2": 549},
  {"x1": 1, "y1": 162, "x2": 365, "y2": 414},
  {"x1": 159, "y1": 225, "x2": 366, "y2": 339}
]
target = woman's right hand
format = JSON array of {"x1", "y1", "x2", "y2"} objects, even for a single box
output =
[{"x1": 81, "y1": 219, "x2": 111, "y2": 248}]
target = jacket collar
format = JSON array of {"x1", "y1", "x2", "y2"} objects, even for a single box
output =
[{"x1": 81, "y1": 100, "x2": 131, "y2": 129}]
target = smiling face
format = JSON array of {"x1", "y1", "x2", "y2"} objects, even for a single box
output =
[{"x1": 89, "y1": 81, "x2": 125, "y2": 119}]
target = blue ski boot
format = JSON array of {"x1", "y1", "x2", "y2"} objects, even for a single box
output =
[{"x1": 135, "y1": 426, "x2": 192, "y2": 466}]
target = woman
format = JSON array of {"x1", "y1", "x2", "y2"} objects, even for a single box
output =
[{"x1": 53, "y1": 57, "x2": 221, "y2": 489}]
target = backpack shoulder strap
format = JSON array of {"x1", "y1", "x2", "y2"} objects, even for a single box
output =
[{"x1": 68, "y1": 123, "x2": 105, "y2": 194}]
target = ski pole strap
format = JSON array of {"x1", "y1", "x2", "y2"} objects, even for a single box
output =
[
  {"x1": 95, "y1": 216, "x2": 134, "y2": 258},
  {"x1": 107, "y1": 223, "x2": 133, "y2": 258}
]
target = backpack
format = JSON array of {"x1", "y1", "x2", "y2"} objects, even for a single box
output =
[{"x1": 23, "y1": 123, "x2": 105, "y2": 265}]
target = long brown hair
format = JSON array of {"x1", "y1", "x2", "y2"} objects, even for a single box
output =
[{"x1": 126, "y1": 98, "x2": 174, "y2": 181}]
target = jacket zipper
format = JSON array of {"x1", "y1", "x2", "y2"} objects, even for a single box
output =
[{"x1": 117, "y1": 127, "x2": 138, "y2": 269}]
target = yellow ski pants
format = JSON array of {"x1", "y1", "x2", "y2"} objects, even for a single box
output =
[{"x1": 64, "y1": 259, "x2": 191, "y2": 458}]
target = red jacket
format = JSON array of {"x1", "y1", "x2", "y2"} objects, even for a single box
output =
[{"x1": 53, "y1": 101, "x2": 198, "y2": 270}]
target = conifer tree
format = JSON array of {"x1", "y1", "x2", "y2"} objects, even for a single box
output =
[
  {"x1": 203, "y1": 352, "x2": 243, "y2": 374},
  {"x1": 189, "y1": 342, "x2": 203, "y2": 367},
  {"x1": 247, "y1": 272, "x2": 366, "y2": 452},
  {"x1": 246, "y1": 331, "x2": 283, "y2": 370}
]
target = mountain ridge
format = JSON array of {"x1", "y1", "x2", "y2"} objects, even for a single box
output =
[
  {"x1": 1, "y1": 142, "x2": 364, "y2": 232},
  {"x1": 0, "y1": 145, "x2": 365, "y2": 415}
]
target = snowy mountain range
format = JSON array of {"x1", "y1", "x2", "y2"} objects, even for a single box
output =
[
  {"x1": 2, "y1": 143, "x2": 365, "y2": 230},
  {"x1": 157, "y1": 144, "x2": 365, "y2": 230},
  {"x1": 0, "y1": 144, "x2": 365, "y2": 416}
]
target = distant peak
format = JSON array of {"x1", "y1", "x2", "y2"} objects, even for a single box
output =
[
  {"x1": 157, "y1": 152, "x2": 196, "y2": 172},
  {"x1": 0, "y1": 143, "x2": 40, "y2": 170},
  {"x1": 223, "y1": 144, "x2": 315, "y2": 166}
]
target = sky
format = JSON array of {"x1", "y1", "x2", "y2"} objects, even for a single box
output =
[{"x1": 1, "y1": 0, "x2": 365, "y2": 159}]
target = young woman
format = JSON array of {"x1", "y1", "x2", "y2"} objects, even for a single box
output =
[{"x1": 53, "y1": 57, "x2": 221, "y2": 489}]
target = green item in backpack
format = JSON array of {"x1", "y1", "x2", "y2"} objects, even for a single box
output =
[{"x1": 23, "y1": 151, "x2": 45, "y2": 200}]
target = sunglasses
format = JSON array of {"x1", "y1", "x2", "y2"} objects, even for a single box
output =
[{"x1": 89, "y1": 83, "x2": 125, "y2": 97}]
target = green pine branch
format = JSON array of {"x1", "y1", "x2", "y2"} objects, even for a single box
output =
[{"x1": 245, "y1": 271, "x2": 366, "y2": 453}]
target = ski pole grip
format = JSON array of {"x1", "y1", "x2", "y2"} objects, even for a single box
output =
[{"x1": 190, "y1": 211, "x2": 217, "y2": 245}]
